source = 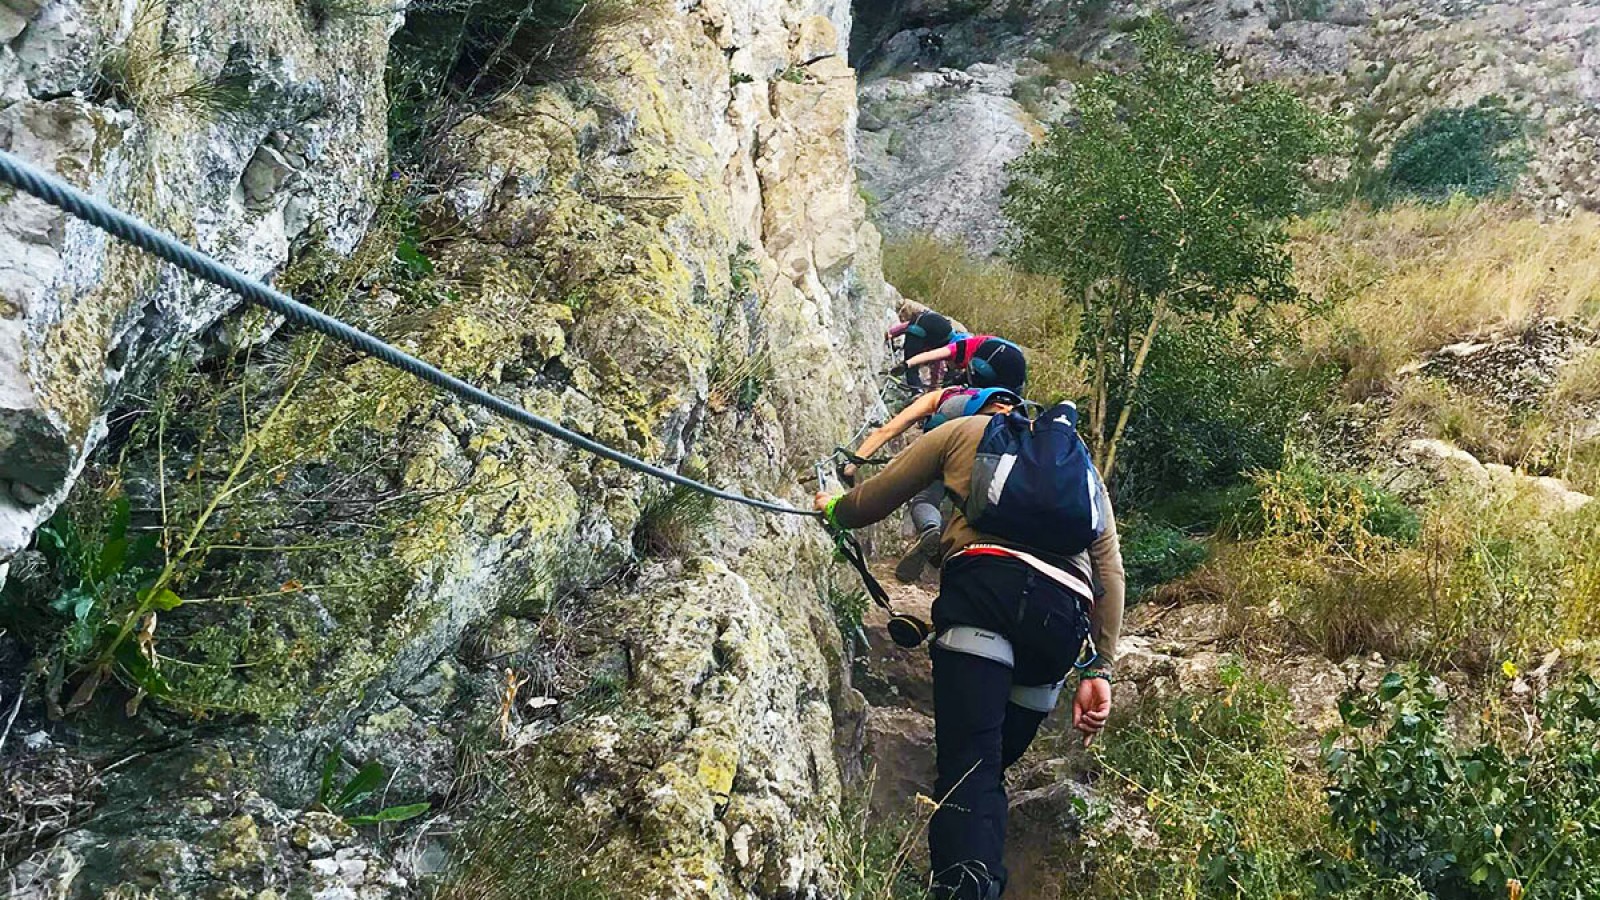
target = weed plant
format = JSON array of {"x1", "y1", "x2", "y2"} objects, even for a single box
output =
[
  {"x1": 1323, "y1": 669, "x2": 1600, "y2": 897},
  {"x1": 633, "y1": 481, "x2": 716, "y2": 558},
  {"x1": 1201, "y1": 456, "x2": 1600, "y2": 669},
  {"x1": 1090, "y1": 661, "x2": 1382, "y2": 898},
  {"x1": 92, "y1": 0, "x2": 253, "y2": 123},
  {"x1": 825, "y1": 773, "x2": 935, "y2": 900},
  {"x1": 0, "y1": 193, "x2": 460, "y2": 720}
]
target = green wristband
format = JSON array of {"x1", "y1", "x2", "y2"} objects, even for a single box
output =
[
  {"x1": 1081, "y1": 670, "x2": 1113, "y2": 684},
  {"x1": 823, "y1": 495, "x2": 844, "y2": 530}
]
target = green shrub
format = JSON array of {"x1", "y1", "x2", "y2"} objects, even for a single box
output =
[
  {"x1": 633, "y1": 481, "x2": 716, "y2": 557},
  {"x1": 824, "y1": 788, "x2": 931, "y2": 900},
  {"x1": 1323, "y1": 669, "x2": 1600, "y2": 897},
  {"x1": 1203, "y1": 458, "x2": 1429, "y2": 660},
  {"x1": 1245, "y1": 458, "x2": 1422, "y2": 545},
  {"x1": 1382, "y1": 97, "x2": 1528, "y2": 202},
  {"x1": 825, "y1": 582, "x2": 869, "y2": 645},
  {"x1": 1119, "y1": 519, "x2": 1209, "y2": 600},
  {"x1": 1139, "y1": 483, "x2": 1261, "y2": 533}
]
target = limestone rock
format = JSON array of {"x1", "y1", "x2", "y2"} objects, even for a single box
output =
[
  {"x1": 857, "y1": 63, "x2": 1036, "y2": 254},
  {"x1": 1386, "y1": 438, "x2": 1594, "y2": 513},
  {"x1": 0, "y1": 0, "x2": 392, "y2": 564},
  {"x1": 4, "y1": 0, "x2": 895, "y2": 895},
  {"x1": 854, "y1": 0, "x2": 1600, "y2": 252}
]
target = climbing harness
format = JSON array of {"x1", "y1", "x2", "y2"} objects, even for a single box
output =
[
  {"x1": 0, "y1": 149, "x2": 810, "y2": 519},
  {"x1": 0, "y1": 148, "x2": 934, "y2": 651}
]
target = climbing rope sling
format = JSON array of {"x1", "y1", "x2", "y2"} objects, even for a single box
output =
[{"x1": 0, "y1": 149, "x2": 931, "y2": 646}]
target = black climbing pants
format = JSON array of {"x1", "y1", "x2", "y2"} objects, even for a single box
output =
[{"x1": 928, "y1": 554, "x2": 1088, "y2": 899}]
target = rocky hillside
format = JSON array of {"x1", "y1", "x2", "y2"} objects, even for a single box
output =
[
  {"x1": 1, "y1": 0, "x2": 898, "y2": 896},
  {"x1": 855, "y1": 0, "x2": 1600, "y2": 252}
]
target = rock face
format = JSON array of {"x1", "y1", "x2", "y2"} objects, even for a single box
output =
[
  {"x1": 0, "y1": 0, "x2": 394, "y2": 560},
  {"x1": 3, "y1": 0, "x2": 896, "y2": 897},
  {"x1": 855, "y1": 0, "x2": 1600, "y2": 254},
  {"x1": 857, "y1": 62, "x2": 1037, "y2": 253}
]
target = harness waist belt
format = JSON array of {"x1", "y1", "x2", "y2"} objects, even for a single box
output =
[
  {"x1": 935, "y1": 626, "x2": 1014, "y2": 667},
  {"x1": 1009, "y1": 681, "x2": 1065, "y2": 713},
  {"x1": 953, "y1": 544, "x2": 1093, "y2": 605},
  {"x1": 936, "y1": 627, "x2": 1065, "y2": 712}
]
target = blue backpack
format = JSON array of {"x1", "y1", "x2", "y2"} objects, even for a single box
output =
[{"x1": 965, "y1": 401, "x2": 1108, "y2": 557}]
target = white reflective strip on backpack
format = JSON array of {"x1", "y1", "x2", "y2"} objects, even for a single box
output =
[
  {"x1": 935, "y1": 626, "x2": 1015, "y2": 667},
  {"x1": 1010, "y1": 681, "x2": 1065, "y2": 713},
  {"x1": 986, "y1": 453, "x2": 1017, "y2": 507},
  {"x1": 1087, "y1": 468, "x2": 1102, "y2": 533}
]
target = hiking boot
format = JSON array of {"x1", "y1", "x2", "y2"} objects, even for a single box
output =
[{"x1": 895, "y1": 526, "x2": 942, "y2": 583}]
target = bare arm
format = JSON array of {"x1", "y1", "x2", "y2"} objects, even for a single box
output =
[
  {"x1": 903, "y1": 344, "x2": 956, "y2": 370},
  {"x1": 854, "y1": 392, "x2": 940, "y2": 462}
]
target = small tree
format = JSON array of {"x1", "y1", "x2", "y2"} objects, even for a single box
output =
[{"x1": 1004, "y1": 21, "x2": 1336, "y2": 484}]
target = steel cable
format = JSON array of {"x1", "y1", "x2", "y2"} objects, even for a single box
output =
[{"x1": 0, "y1": 149, "x2": 816, "y2": 518}]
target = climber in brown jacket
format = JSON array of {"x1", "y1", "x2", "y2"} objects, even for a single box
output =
[{"x1": 814, "y1": 404, "x2": 1125, "y2": 900}]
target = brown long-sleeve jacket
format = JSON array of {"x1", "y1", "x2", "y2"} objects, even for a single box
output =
[{"x1": 831, "y1": 415, "x2": 1127, "y2": 663}]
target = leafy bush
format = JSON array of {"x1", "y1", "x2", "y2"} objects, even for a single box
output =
[
  {"x1": 1119, "y1": 519, "x2": 1209, "y2": 600},
  {"x1": 1323, "y1": 669, "x2": 1600, "y2": 897},
  {"x1": 825, "y1": 582, "x2": 870, "y2": 645},
  {"x1": 1209, "y1": 458, "x2": 1430, "y2": 659},
  {"x1": 1114, "y1": 316, "x2": 1336, "y2": 503},
  {"x1": 1382, "y1": 97, "x2": 1528, "y2": 202},
  {"x1": 1208, "y1": 455, "x2": 1600, "y2": 666},
  {"x1": 1246, "y1": 458, "x2": 1422, "y2": 545},
  {"x1": 1006, "y1": 18, "x2": 1337, "y2": 483}
]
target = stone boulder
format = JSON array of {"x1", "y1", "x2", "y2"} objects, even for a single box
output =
[{"x1": 1385, "y1": 438, "x2": 1593, "y2": 514}]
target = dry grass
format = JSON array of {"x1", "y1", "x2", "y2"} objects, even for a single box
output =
[
  {"x1": 1294, "y1": 200, "x2": 1600, "y2": 397},
  {"x1": 1200, "y1": 463, "x2": 1600, "y2": 670},
  {"x1": 1551, "y1": 347, "x2": 1600, "y2": 409},
  {"x1": 1387, "y1": 378, "x2": 1527, "y2": 464},
  {"x1": 883, "y1": 234, "x2": 1088, "y2": 403}
]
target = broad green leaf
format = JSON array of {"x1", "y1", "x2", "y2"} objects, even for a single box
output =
[
  {"x1": 1378, "y1": 672, "x2": 1406, "y2": 701},
  {"x1": 140, "y1": 587, "x2": 184, "y2": 611},
  {"x1": 346, "y1": 802, "x2": 430, "y2": 826},
  {"x1": 114, "y1": 640, "x2": 171, "y2": 698},
  {"x1": 318, "y1": 749, "x2": 342, "y2": 808},
  {"x1": 333, "y1": 761, "x2": 388, "y2": 811},
  {"x1": 108, "y1": 495, "x2": 131, "y2": 542},
  {"x1": 97, "y1": 536, "x2": 128, "y2": 582}
]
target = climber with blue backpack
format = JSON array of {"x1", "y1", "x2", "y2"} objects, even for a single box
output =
[
  {"x1": 841, "y1": 340, "x2": 1029, "y2": 583},
  {"x1": 815, "y1": 399, "x2": 1126, "y2": 900}
]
